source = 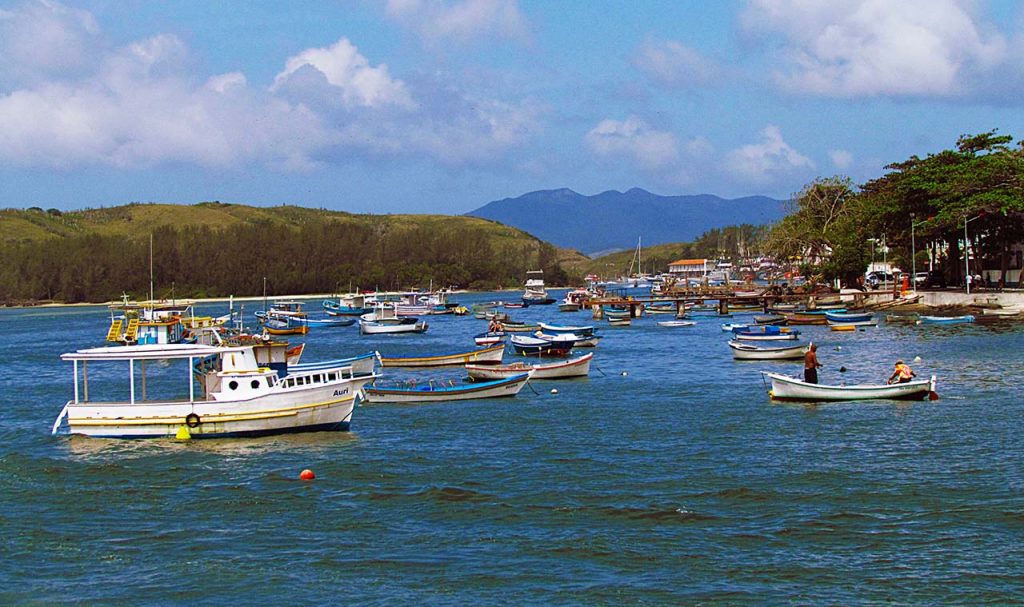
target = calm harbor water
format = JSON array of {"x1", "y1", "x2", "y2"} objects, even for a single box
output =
[{"x1": 2, "y1": 292, "x2": 1023, "y2": 605}]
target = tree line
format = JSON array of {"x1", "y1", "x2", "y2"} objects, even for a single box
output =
[
  {"x1": 766, "y1": 131, "x2": 1024, "y2": 287},
  {"x1": 0, "y1": 217, "x2": 568, "y2": 304}
]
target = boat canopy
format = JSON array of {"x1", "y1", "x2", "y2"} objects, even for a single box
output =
[{"x1": 60, "y1": 343, "x2": 243, "y2": 362}]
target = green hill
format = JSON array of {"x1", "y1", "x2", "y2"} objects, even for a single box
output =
[{"x1": 0, "y1": 202, "x2": 587, "y2": 304}]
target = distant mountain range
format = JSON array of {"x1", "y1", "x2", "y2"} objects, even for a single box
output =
[{"x1": 467, "y1": 188, "x2": 786, "y2": 256}]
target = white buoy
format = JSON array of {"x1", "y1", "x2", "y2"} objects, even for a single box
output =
[
  {"x1": 621, "y1": 371, "x2": 628, "y2": 376},
  {"x1": 835, "y1": 346, "x2": 842, "y2": 351},
  {"x1": 913, "y1": 356, "x2": 922, "y2": 362},
  {"x1": 550, "y1": 388, "x2": 558, "y2": 394}
]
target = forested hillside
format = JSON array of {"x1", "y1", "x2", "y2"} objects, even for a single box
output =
[{"x1": 0, "y1": 202, "x2": 576, "y2": 304}]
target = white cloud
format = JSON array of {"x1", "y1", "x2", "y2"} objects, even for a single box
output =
[
  {"x1": 741, "y1": 0, "x2": 1007, "y2": 97},
  {"x1": 0, "y1": 3, "x2": 540, "y2": 172},
  {"x1": 0, "y1": 0, "x2": 101, "y2": 83},
  {"x1": 633, "y1": 39, "x2": 720, "y2": 88},
  {"x1": 829, "y1": 149, "x2": 853, "y2": 169},
  {"x1": 585, "y1": 116, "x2": 680, "y2": 171},
  {"x1": 272, "y1": 38, "x2": 415, "y2": 109},
  {"x1": 725, "y1": 125, "x2": 814, "y2": 184},
  {"x1": 384, "y1": 0, "x2": 529, "y2": 46}
]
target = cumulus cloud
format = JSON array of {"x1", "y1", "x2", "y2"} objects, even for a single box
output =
[
  {"x1": 0, "y1": 0, "x2": 101, "y2": 83},
  {"x1": 725, "y1": 125, "x2": 814, "y2": 184},
  {"x1": 741, "y1": 0, "x2": 1007, "y2": 98},
  {"x1": 384, "y1": 0, "x2": 529, "y2": 46},
  {"x1": 0, "y1": 1, "x2": 540, "y2": 172},
  {"x1": 633, "y1": 39, "x2": 720, "y2": 88},
  {"x1": 272, "y1": 38, "x2": 415, "y2": 109},
  {"x1": 585, "y1": 116, "x2": 681, "y2": 171}
]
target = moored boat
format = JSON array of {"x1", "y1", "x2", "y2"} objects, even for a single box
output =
[
  {"x1": 379, "y1": 344, "x2": 505, "y2": 367},
  {"x1": 824, "y1": 311, "x2": 873, "y2": 323},
  {"x1": 753, "y1": 314, "x2": 787, "y2": 325},
  {"x1": 51, "y1": 343, "x2": 378, "y2": 439},
  {"x1": 362, "y1": 372, "x2": 532, "y2": 404},
  {"x1": 522, "y1": 270, "x2": 556, "y2": 305},
  {"x1": 733, "y1": 325, "x2": 800, "y2": 341},
  {"x1": 782, "y1": 313, "x2": 828, "y2": 325},
  {"x1": 474, "y1": 331, "x2": 507, "y2": 345},
  {"x1": 918, "y1": 314, "x2": 976, "y2": 324},
  {"x1": 510, "y1": 335, "x2": 573, "y2": 357},
  {"x1": 761, "y1": 371, "x2": 937, "y2": 402},
  {"x1": 466, "y1": 353, "x2": 593, "y2": 380},
  {"x1": 728, "y1": 341, "x2": 808, "y2": 360}
]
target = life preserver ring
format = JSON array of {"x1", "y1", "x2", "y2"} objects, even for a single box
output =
[{"x1": 185, "y1": 413, "x2": 201, "y2": 428}]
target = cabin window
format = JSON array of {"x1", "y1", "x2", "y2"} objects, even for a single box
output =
[
  {"x1": 251, "y1": 380, "x2": 260, "y2": 389},
  {"x1": 228, "y1": 380, "x2": 239, "y2": 391}
]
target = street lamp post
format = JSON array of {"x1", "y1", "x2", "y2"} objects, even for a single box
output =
[
  {"x1": 964, "y1": 214, "x2": 983, "y2": 294},
  {"x1": 911, "y1": 215, "x2": 929, "y2": 294}
]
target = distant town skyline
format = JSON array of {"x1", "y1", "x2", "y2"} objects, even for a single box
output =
[{"x1": 2, "y1": 0, "x2": 1023, "y2": 214}]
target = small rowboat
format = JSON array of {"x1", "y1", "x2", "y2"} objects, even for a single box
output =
[
  {"x1": 824, "y1": 311, "x2": 873, "y2": 323},
  {"x1": 263, "y1": 318, "x2": 309, "y2": 336},
  {"x1": 534, "y1": 332, "x2": 601, "y2": 347},
  {"x1": 733, "y1": 325, "x2": 800, "y2": 341},
  {"x1": 474, "y1": 331, "x2": 507, "y2": 345},
  {"x1": 754, "y1": 314, "x2": 787, "y2": 325},
  {"x1": 466, "y1": 353, "x2": 593, "y2": 381},
  {"x1": 503, "y1": 302, "x2": 529, "y2": 309},
  {"x1": 379, "y1": 344, "x2": 505, "y2": 368},
  {"x1": 607, "y1": 317, "x2": 631, "y2": 326},
  {"x1": 303, "y1": 316, "x2": 357, "y2": 327},
  {"x1": 728, "y1": 341, "x2": 807, "y2": 360},
  {"x1": 510, "y1": 335, "x2": 572, "y2": 357},
  {"x1": 826, "y1": 319, "x2": 877, "y2": 328},
  {"x1": 359, "y1": 319, "x2": 428, "y2": 334},
  {"x1": 362, "y1": 372, "x2": 532, "y2": 404},
  {"x1": 918, "y1": 315, "x2": 976, "y2": 324},
  {"x1": 657, "y1": 320, "x2": 696, "y2": 328},
  {"x1": 558, "y1": 302, "x2": 581, "y2": 312},
  {"x1": 501, "y1": 322, "x2": 540, "y2": 333},
  {"x1": 782, "y1": 313, "x2": 828, "y2": 325},
  {"x1": 981, "y1": 307, "x2": 1023, "y2": 316},
  {"x1": 761, "y1": 371, "x2": 938, "y2": 402},
  {"x1": 538, "y1": 322, "x2": 596, "y2": 337},
  {"x1": 829, "y1": 324, "x2": 856, "y2": 332}
]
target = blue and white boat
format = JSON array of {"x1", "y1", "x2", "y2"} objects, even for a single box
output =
[
  {"x1": 323, "y1": 293, "x2": 373, "y2": 316},
  {"x1": 362, "y1": 373, "x2": 532, "y2": 404}
]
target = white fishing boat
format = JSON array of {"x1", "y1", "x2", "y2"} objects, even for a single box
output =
[
  {"x1": 761, "y1": 371, "x2": 938, "y2": 402},
  {"x1": 359, "y1": 302, "x2": 428, "y2": 334},
  {"x1": 522, "y1": 270, "x2": 556, "y2": 305},
  {"x1": 728, "y1": 341, "x2": 807, "y2": 360},
  {"x1": 378, "y1": 344, "x2": 505, "y2": 367},
  {"x1": 51, "y1": 344, "x2": 378, "y2": 439},
  {"x1": 362, "y1": 372, "x2": 532, "y2": 404},
  {"x1": 466, "y1": 353, "x2": 593, "y2": 380}
]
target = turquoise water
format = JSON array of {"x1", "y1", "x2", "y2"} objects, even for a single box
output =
[{"x1": 2, "y1": 293, "x2": 1023, "y2": 605}]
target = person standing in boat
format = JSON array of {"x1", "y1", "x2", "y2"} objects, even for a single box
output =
[
  {"x1": 887, "y1": 359, "x2": 916, "y2": 384},
  {"x1": 803, "y1": 343, "x2": 821, "y2": 384}
]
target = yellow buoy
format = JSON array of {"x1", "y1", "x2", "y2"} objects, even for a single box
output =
[{"x1": 175, "y1": 425, "x2": 192, "y2": 440}]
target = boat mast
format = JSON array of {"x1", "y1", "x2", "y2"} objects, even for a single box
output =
[{"x1": 149, "y1": 233, "x2": 154, "y2": 303}]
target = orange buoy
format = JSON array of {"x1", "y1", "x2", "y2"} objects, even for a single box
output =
[{"x1": 299, "y1": 469, "x2": 315, "y2": 481}]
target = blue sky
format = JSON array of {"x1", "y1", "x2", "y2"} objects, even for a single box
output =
[{"x1": 2, "y1": 0, "x2": 1023, "y2": 214}]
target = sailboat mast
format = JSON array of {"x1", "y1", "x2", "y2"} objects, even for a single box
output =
[{"x1": 149, "y1": 233, "x2": 154, "y2": 303}]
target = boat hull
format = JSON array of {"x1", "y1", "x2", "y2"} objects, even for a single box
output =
[
  {"x1": 363, "y1": 373, "x2": 530, "y2": 403},
  {"x1": 63, "y1": 378, "x2": 372, "y2": 438},
  {"x1": 763, "y1": 372, "x2": 936, "y2": 402},
  {"x1": 466, "y1": 353, "x2": 593, "y2": 380},
  {"x1": 379, "y1": 344, "x2": 505, "y2": 367},
  {"x1": 359, "y1": 320, "x2": 428, "y2": 334},
  {"x1": 729, "y1": 341, "x2": 807, "y2": 360}
]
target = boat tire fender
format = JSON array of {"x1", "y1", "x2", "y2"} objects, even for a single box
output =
[{"x1": 185, "y1": 413, "x2": 201, "y2": 428}]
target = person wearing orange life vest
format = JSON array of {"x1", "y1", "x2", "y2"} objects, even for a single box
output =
[{"x1": 887, "y1": 359, "x2": 917, "y2": 384}]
